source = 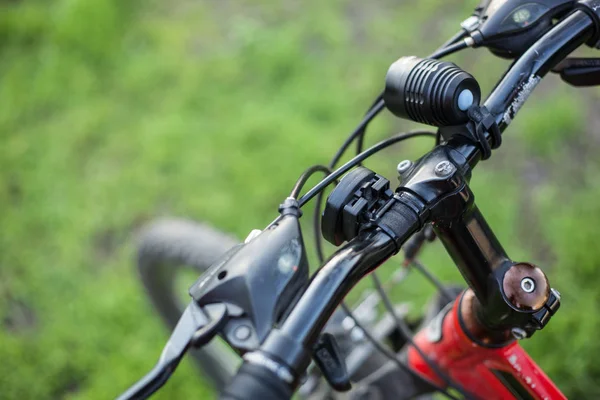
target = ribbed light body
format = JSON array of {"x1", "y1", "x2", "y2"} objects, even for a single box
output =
[{"x1": 384, "y1": 56, "x2": 481, "y2": 127}]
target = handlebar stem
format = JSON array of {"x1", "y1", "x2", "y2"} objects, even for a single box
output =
[
  {"x1": 400, "y1": 144, "x2": 558, "y2": 337},
  {"x1": 249, "y1": 138, "x2": 559, "y2": 391}
]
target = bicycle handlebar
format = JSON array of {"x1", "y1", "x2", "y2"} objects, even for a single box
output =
[
  {"x1": 456, "y1": 9, "x2": 596, "y2": 168},
  {"x1": 485, "y1": 10, "x2": 595, "y2": 131},
  {"x1": 218, "y1": 228, "x2": 416, "y2": 400},
  {"x1": 217, "y1": 196, "x2": 423, "y2": 399},
  {"x1": 222, "y1": 6, "x2": 599, "y2": 399},
  {"x1": 220, "y1": 362, "x2": 293, "y2": 400}
]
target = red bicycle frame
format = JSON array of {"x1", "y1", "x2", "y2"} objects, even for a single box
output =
[{"x1": 408, "y1": 292, "x2": 565, "y2": 400}]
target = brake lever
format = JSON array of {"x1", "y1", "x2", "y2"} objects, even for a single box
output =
[
  {"x1": 117, "y1": 302, "x2": 228, "y2": 400},
  {"x1": 552, "y1": 57, "x2": 600, "y2": 86},
  {"x1": 402, "y1": 224, "x2": 436, "y2": 266}
]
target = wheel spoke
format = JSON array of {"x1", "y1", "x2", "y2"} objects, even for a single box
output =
[{"x1": 410, "y1": 259, "x2": 455, "y2": 303}]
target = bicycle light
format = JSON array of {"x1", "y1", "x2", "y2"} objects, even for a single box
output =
[{"x1": 383, "y1": 56, "x2": 481, "y2": 127}]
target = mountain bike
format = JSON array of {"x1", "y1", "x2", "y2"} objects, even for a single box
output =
[{"x1": 119, "y1": 0, "x2": 600, "y2": 398}]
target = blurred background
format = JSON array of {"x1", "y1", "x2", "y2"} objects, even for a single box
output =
[{"x1": 1, "y1": 0, "x2": 600, "y2": 398}]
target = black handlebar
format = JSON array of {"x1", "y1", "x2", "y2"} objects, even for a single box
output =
[
  {"x1": 486, "y1": 9, "x2": 595, "y2": 131},
  {"x1": 220, "y1": 362, "x2": 293, "y2": 400},
  {"x1": 112, "y1": 2, "x2": 600, "y2": 399},
  {"x1": 221, "y1": 7, "x2": 600, "y2": 398},
  {"x1": 452, "y1": 9, "x2": 596, "y2": 169},
  {"x1": 221, "y1": 196, "x2": 424, "y2": 396}
]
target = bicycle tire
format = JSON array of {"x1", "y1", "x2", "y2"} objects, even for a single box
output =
[{"x1": 136, "y1": 218, "x2": 240, "y2": 390}]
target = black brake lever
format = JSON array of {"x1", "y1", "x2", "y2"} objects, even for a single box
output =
[
  {"x1": 117, "y1": 302, "x2": 228, "y2": 400},
  {"x1": 552, "y1": 57, "x2": 600, "y2": 86},
  {"x1": 402, "y1": 224, "x2": 436, "y2": 265}
]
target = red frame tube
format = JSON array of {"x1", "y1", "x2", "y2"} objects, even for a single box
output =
[{"x1": 407, "y1": 294, "x2": 565, "y2": 399}]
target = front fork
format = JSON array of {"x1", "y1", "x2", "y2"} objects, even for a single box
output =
[{"x1": 407, "y1": 290, "x2": 565, "y2": 400}]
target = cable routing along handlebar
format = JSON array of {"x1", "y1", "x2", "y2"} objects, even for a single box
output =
[
  {"x1": 225, "y1": 8, "x2": 600, "y2": 399},
  {"x1": 120, "y1": 4, "x2": 600, "y2": 400}
]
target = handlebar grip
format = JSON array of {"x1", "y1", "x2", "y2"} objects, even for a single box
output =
[{"x1": 220, "y1": 362, "x2": 293, "y2": 400}]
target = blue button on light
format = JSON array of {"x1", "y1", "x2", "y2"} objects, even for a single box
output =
[{"x1": 458, "y1": 89, "x2": 474, "y2": 111}]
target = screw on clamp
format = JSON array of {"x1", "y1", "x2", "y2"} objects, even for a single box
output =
[
  {"x1": 511, "y1": 327, "x2": 527, "y2": 340},
  {"x1": 520, "y1": 277, "x2": 535, "y2": 293},
  {"x1": 234, "y1": 325, "x2": 252, "y2": 341},
  {"x1": 397, "y1": 159, "x2": 413, "y2": 174},
  {"x1": 434, "y1": 161, "x2": 455, "y2": 177}
]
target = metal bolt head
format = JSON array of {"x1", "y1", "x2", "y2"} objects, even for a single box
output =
[
  {"x1": 234, "y1": 325, "x2": 251, "y2": 341},
  {"x1": 434, "y1": 161, "x2": 455, "y2": 177},
  {"x1": 397, "y1": 159, "x2": 412, "y2": 174},
  {"x1": 511, "y1": 327, "x2": 527, "y2": 340},
  {"x1": 520, "y1": 277, "x2": 536, "y2": 293}
]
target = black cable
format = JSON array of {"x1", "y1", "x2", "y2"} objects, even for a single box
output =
[
  {"x1": 298, "y1": 130, "x2": 435, "y2": 207},
  {"x1": 411, "y1": 259, "x2": 455, "y2": 303},
  {"x1": 428, "y1": 40, "x2": 469, "y2": 59},
  {"x1": 354, "y1": 40, "x2": 468, "y2": 157},
  {"x1": 354, "y1": 38, "x2": 469, "y2": 163},
  {"x1": 301, "y1": 132, "x2": 466, "y2": 399},
  {"x1": 355, "y1": 93, "x2": 385, "y2": 158},
  {"x1": 288, "y1": 163, "x2": 333, "y2": 264},
  {"x1": 310, "y1": 99, "x2": 386, "y2": 260},
  {"x1": 370, "y1": 274, "x2": 475, "y2": 399},
  {"x1": 329, "y1": 100, "x2": 385, "y2": 168},
  {"x1": 310, "y1": 129, "x2": 433, "y2": 259},
  {"x1": 312, "y1": 195, "x2": 327, "y2": 264},
  {"x1": 350, "y1": 37, "x2": 470, "y2": 366},
  {"x1": 289, "y1": 165, "x2": 332, "y2": 199},
  {"x1": 339, "y1": 302, "x2": 461, "y2": 400},
  {"x1": 436, "y1": 30, "x2": 468, "y2": 53},
  {"x1": 312, "y1": 36, "x2": 470, "y2": 265},
  {"x1": 307, "y1": 35, "x2": 472, "y2": 398}
]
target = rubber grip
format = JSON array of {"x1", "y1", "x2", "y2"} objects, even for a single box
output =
[{"x1": 219, "y1": 362, "x2": 293, "y2": 400}]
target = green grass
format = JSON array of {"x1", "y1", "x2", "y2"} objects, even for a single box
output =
[{"x1": 1, "y1": 0, "x2": 600, "y2": 398}]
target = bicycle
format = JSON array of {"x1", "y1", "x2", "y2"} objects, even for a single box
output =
[{"x1": 119, "y1": 0, "x2": 600, "y2": 398}]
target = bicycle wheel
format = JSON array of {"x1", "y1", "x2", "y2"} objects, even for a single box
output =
[{"x1": 136, "y1": 218, "x2": 241, "y2": 390}]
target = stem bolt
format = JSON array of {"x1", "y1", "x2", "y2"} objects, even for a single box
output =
[
  {"x1": 520, "y1": 277, "x2": 536, "y2": 293},
  {"x1": 397, "y1": 159, "x2": 413, "y2": 174},
  {"x1": 434, "y1": 161, "x2": 455, "y2": 177},
  {"x1": 234, "y1": 325, "x2": 252, "y2": 341},
  {"x1": 511, "y1": 327, "x2": 527, "y2": 340}
]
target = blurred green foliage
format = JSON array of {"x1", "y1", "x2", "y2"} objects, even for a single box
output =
[{"x1": 1, "y1": 0, "x2": 599, "y2": 398}]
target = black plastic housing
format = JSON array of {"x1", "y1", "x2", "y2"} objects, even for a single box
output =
[
  {"x1": 471, "y1": 0, "x2": 574, "y2": 58},
  {"x1": 321, "y1": 167, "x2": 394, "y2": 246},
  {"x1": 384, "y1": 57, "x2": 481, "y2": 127},
  {"x1": 189, "y1": 214, "x2": 309, "y2": 342}
]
